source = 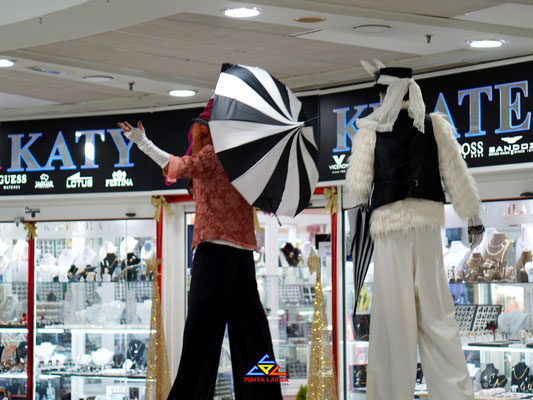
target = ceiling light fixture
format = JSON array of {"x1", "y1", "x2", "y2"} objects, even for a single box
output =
[
  {"x1": 223, "y1": 7, "x2": 261, "y2": 18},
  {"x1": 83, "y1": 75, "x2": 114, "y2": 82},
  {"x1": 467, "y1": 39, "x2": 504, "y2": 48},
  {"x1": 30, "y1": 66, "x2": 69, "y2": 75},
  {"x1": 168, "y1": 89, "x2": 197, "y2": 97},
  {"x1": 0, "y1": 59, "x2": 15, "y2": 67},
  {"x1": 353, "y1": 24, "x2": 392, "y2": 33},
  {"x1": 294, "y1": 16, "x2": 326, "y2": 23}
]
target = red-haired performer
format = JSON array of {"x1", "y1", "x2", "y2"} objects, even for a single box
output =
[{"x1": 118, "y1": 99, "x2": 282, "y2": 400}]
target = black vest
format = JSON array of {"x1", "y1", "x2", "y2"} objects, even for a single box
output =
[{"x1": 372, "y1": 110, "x2": 445, "y2": 210}]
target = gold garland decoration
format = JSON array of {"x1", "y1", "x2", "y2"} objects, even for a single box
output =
[
  {"x1": 253, "y1": 207, "x2": 261, "y2": 232},
  {"x1": 145, "y1": 258, "x2": 171, "y2": 400},
  {"x1": 307, "y1": 248, "x2": 338, "y2": 400},
  {"x1": 324, "y1": 187, "x2": 338, "y2": 215},
  {"x1": 23, "y1": 222, "x2": 37, "y2": 240},
  {"x1": 151, "y1": 196, "x2": 175, "y2": 222}
]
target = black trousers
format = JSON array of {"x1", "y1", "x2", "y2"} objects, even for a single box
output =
[{"x1": 168, "y1": 242, "x2": 283, "y2": 400}]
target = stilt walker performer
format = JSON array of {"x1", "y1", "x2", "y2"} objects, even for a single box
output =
[
  {"x1": 118, "y1": 99, "x2": 283, "y2": 400},
  {"x1": 346, "y1": 60, "x2": 485, "y2": 400}
]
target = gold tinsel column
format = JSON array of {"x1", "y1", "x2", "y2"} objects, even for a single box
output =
[
  {"x1": 307, "y1": 248, "x2": 339, "y2": 400},
  {"x1": 145, "y1": 258, "x2": 171, "y2": 400}
]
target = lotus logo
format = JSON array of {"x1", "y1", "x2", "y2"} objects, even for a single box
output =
[{"x1": 501, "y1": 136, "x2": 523, "y2": 144}]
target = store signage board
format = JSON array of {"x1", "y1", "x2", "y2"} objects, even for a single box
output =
[
  {"x1": 318, "y1": 60, "x2": 533, "y2": 182},
  {"x1": 0, "y1": 61, "x2": 531, "y2": 195},
  {"x1": 0, "y1": 108, "x2": 200, "y2": 195}
]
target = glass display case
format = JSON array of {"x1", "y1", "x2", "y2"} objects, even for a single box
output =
[
  {"x1": 34, "y1": 219, "x2": 156, "y2": 400},
  {"x1": 0, "y1": 222, "x2": 29, "y2": 398},
  {"x1": 343, "y1": 198, "x2": 533, "y2": 399},
  {"x1": 185, "y1": 208, "x2": 333, "y2": 398}
]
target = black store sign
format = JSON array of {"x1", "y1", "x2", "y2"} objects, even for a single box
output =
[
  {"x1": 319, "y1": 60, "x2": 533, "y2": 181},
  {"x1": 0, "y1": 108, "x2": 201, "y2": 195},
  {"x1": 0, "y1": 61, "x2": 531, "y2": 195}
]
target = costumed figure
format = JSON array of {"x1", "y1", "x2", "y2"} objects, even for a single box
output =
[
  {"x1": 117, "y1": 99, "x2": 282, "y2": 400},
  {"x1": 346, "y1": 60, "x2": 484, "y2": 400}
]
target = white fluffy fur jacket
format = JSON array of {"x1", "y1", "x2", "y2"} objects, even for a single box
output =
[{"x1": 346, "y1": 112, "x2": 481, "y2": 237}]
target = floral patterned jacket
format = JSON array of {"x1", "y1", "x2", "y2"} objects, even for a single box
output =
[{"x1": 164, "y1": 144, "x2": 257, "y2": 250}]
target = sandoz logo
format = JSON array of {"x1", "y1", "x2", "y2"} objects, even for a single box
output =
[{"x1": 489, "y1": 136, "x2": 533, "y2": 157}]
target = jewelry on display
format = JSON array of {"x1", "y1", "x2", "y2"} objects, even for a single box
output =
[{"x1": 513, "y1": 365, "x2": 530, "y2": 381}]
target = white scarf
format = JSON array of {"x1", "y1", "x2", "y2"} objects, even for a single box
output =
[{"x1": 357, "y1": 74, "x2": 426, "y2": 133}]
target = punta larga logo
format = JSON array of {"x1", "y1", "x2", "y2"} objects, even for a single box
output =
[
  {"x1": 243, "y1": 354, "x2": 288, "y2": 383},
  {"x1": 105, "y1": 170, "x2": 133, "y2": 188}
]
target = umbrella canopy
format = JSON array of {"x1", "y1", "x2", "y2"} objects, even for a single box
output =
[
  {"x1": 347, "y1": 204, "x2": 374, "y2": 327},
  {"x1": 209, "y1": 63, "x2": 319, "y2": 217}
]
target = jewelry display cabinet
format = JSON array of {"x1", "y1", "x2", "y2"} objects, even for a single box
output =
[
  {"x1": 0, "y1": 222, "x2": 29, "y2": 399},
  {"x1": 344, "y1": 198, "x2": 533, "y2": 399},
  {"x1": 185, "y1": 208, "x2": 332, "y2": 398},
  {"x1": 34, "y1": 219, "x2": 156, "y2": 400}
]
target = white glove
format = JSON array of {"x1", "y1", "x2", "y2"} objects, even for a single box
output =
[
  {"x1": 468, "y1": 215, "x2": 484, "y2": 249},
  {"x1": 119, "y1": 122, "x2": 170, "y2": 169}
]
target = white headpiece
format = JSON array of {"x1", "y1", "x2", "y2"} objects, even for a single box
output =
[{"x1": 357, "y1": 60, "x2": 426, "y2": 133}]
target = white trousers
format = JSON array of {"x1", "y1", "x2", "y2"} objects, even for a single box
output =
[{"x1": 366, "y1": 228, "x2": 474, "y2": 400}]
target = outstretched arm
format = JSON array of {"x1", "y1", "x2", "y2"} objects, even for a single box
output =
[
  {"x1": 431, "y1": 113, "x2": 484, "y2": 247},
  {"x1": 117, "y1": 121, "x2": 170, "y2": 169},
  {"x1": 345, "y1": 126, "x2": 376, "y2": 205}
]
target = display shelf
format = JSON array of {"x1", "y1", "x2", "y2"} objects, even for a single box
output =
[
  {"x1": 0, "y1": 327, "x2": 27, "y2": 332},
  {"x1": 344, "y1": 198, "x2": 533, "y2": 399},
  {"x1": 33, "y1": 219, "x2": 156, "y2": 400},
  {"x1": 0, "y1": 373, "x2": 27, "y2": 379},
  {"x1": 463, "y1": 345, "x2": 533, "y2": 353},
  {"x1": 37, "y1": 327, "x2": 153, "y2": 334}
]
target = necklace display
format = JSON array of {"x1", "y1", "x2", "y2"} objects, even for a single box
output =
[
  {"x1": 513, "y1": 363, "x2": 530, "y2": 381},
  {"x1": 485, "y1": 235, "x2": 511, "y2": 264}
]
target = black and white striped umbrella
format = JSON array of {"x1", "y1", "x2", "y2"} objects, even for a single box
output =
[
  {"x1": 347, "y1": 204, "x2": 374, "y2": 329},
  {"x1": 209, "y1": 63, "x2": 319, "y2": 217}
]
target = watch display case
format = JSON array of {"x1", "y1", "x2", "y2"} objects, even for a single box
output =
[
  {"x1": 344, "y1": 198, "x2": 533, "y2": 399},
  {"x1": 34, "y1": 219, "x2": 156, "y2": 400},
  {"x1": 0, "y1": 222, "x2": 29, "y2": 398}
]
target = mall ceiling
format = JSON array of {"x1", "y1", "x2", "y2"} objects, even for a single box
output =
[{"x1": 0, "y1": 0, "x2": 532, "y2": 120}]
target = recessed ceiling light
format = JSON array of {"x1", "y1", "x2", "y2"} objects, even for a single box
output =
[
  {"x1": 223, "y1": 7, "x2": 261, "y2": 18},
  {"x1": 294, "y1": 16, "x2": 326, "y2": 23},
  {"x1": 168, "y1": 89, "x2": 197, "y2": 97},
  {"x1": 0, "y1": 59, "x2": 15, "y2": 68},
  {"x1": 30, "y1": 66, "x2": 69, "y2": 75},
  {"x1": 83, "y1": 75, "x2": 114, "y2": 82},
  {"x1": 467, "y1": 39, "x2": 504, "y2": 48},
  {"x1": 353, "y1": 24, "x2": 392, "y2": 33}
]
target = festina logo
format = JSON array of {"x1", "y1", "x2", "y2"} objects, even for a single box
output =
[
  {"x1": 35, "y1": 173, "x2": 54, "y2": 189},
  {"x1": 105, "y1": 170, "x2": 133, "y2": 188},
  {"x1": 328, "y1": 154, "x2": 349, "y2": 173},
  {"x1": 66, "y1": 172, "x2": 93, "y2": 189}
]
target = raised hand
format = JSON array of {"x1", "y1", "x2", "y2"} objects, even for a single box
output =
[{"x1": 117, "y1": 121, "x2": 146, "y2": 144}]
